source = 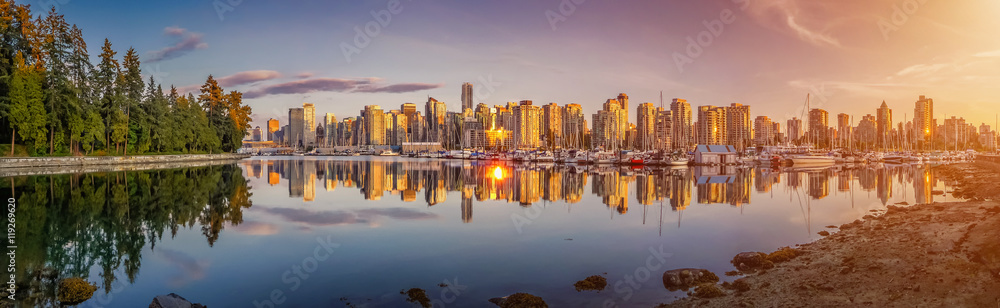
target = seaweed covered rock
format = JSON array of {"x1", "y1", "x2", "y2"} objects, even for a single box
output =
[
  {"x1": 402, "y1": 288, "x2": 431, "y2": 308},
  {"x1": 731, "y1": 252, "x2": 774, "y2": 273},
  {"x1": 766, "y1": 247, "x2": 802, "y2": 263},
  {"x1": 573, "y1": 275, "x2": 608, "y2": 292},
  {"x1": 488, "y1": 293, "x2": 548, "y2": 308},
  {"x1": 721, "y1": 278, "x2": 751, "y2": 292},
  {"x1": 662, "y1": 268, "x2": 720, "y2": 291},
  {"x1": 692, "y1": 284, "x2": 725, "y2": 298},
  {"x1": 58, "y1": 277, "x2": 97, "y2": 306},
  {"x1": 148, "y1": 293, "x2": 206, "y2": 308}
]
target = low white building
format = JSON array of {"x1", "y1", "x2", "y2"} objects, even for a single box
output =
[{"x1": 694, "y1": 145, "x2": 738, "y2": 165}]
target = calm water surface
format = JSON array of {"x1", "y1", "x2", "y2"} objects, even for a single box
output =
[{"x1": 3, "y1": 157, "x2": 960, "y2": 307}]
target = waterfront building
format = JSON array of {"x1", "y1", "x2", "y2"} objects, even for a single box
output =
[
  {"x1": 697, "y1": 105, "x2": 727, "y2": 145},
  {"x1": 877, "y1": 101, "x2": 892, "y2": 147},
  {"x1": 636, "y1": 103, "x2": 658, "y2": 151},
  {"x1": 563, "y1": 104, "x2": 586, "y2": 149},
  {"x1": 727, "y1": 103, "x2": 751, "y2": 148},
  {"x1": 303, "y1": 103, "x2": 316, "y2": 146},
  {"x1": 267, "y1": 118, "x2": 279, "y2": 142},
  {"x1": 786, "y1": 117, "x2": 803, "y2": 145},
  {"x1": 462, "y1": 82, "x2": 474, "y2": 111},
  {"x1": 543, "y1": 103, "x2": 563, "y2": 149},
  {"x1": 753, "y1": 116, "x2": 773, "y2": 146},
  {"x1": 289, "y1": 108, "x2": 305, "y2": 148},
  {"x1": 671, "y1": 99, "x2": 693, "y2": 150},
  {"x1": 808, "y1": 108, "x2": 829, "y2": 145},
  {"x1": 914, "y1": 95, "x2": 934, "y2": 145}
]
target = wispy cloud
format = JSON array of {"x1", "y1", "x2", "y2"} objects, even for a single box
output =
[
  {"x1": 157, "y1": 249, "x2": 209, "y2": 288},
  {"x1": 244, "y1": 77, "x2": 444, "y2": 99},
  {"x1": 262, "y1": 207, "x2": 438, "y2": 226},
  {"x1": 974, "y1": 50, "x2": 1000, "y2": 58},
  {"x1": 147, "y1": 27, "x2": 208, "y2": 63},
  {"x1": 355, "y1": 83, "x2": 445, "y2": 93},
  {"x1": 295, "y1": 72, "x2": 314, "y2": 79},
  {"x1": 217, "y1": 70, "x2": 282, "y2": 87},
  {"x1": 230, "y1": 220, "x2": 279, "y2": 235}
]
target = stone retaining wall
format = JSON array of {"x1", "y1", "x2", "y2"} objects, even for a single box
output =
[{"x1": 0, "y1": 153, "x2": 250, "y2": 169}]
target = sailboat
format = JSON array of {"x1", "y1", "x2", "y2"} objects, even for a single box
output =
[{"x1": 790, "y1": 94, "x2": 835, "y2": 166}]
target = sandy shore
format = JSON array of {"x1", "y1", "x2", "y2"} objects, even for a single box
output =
[{"x1": 662, "y1": 162, "x2": 1000, "y2": 307}]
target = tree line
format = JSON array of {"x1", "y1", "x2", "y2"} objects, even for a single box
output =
[{"x1": 0, "y1": 1, "x2": 252, "y2": 156}]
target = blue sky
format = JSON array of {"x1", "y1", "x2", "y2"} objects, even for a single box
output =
[{"x1": 42, "y1": 0, "x2": 1000, "y2": 129}]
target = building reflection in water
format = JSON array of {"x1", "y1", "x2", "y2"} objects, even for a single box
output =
[{"x1": 244, "y1": 159, "x2": 950, "y2": 223}]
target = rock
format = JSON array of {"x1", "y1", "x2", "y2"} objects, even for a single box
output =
[
  {"x1": 662, "y1": 268, "x2": 720, "y2": 291},
  {"x1": 693, "y1": 284, "x2": 725, "y2": 298},
  {"x1": 730, "y1": 252, "x2": 774, "y2": 273},
  {"x1": 818, "y1": 231, "x2": 831, "y2": 236},
  {"x1": 149, "y1": 293, "x2": 206, "y2": 308},
  {"x1": 489, "y1": 293, "x2": 548, "y2": 307},
  {"x1": 573, "y1": 275, "x2": 607, "y2": 292},
  {"x1": 58, "y1": 277, "x2": 98, "y2": 306}
]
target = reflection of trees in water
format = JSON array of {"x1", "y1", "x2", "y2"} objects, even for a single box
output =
[{"x1": 0, "y1": 164, "x2": 251, "y2": 307}]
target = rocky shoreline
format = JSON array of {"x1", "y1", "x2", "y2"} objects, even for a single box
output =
[{"x1": 661, "y1": 162, "x2": 1000, "y2": 307}]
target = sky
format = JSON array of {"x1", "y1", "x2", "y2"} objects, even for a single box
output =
[{"x1": 39, "y1": 0, "x2": 1000, "y2": 129}]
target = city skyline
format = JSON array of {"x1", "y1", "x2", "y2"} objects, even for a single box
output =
[
  {"x1": 252, "y1": 87, "x2": 997, "y2": 152},
  {"x1": 49, "y1": 1, "x2": 1000, "y2": 131}
]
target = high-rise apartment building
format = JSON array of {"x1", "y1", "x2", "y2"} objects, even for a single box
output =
[
  {"x1": 563, "y1": 104, "x2": 585, "y2": 149},
  {"x1": 542, "y1": 103, "x2": 563, "y2": 149},
  {"x1": 697, "y1": 105, "x2": 727, "y2": 145},
  {"x1": 753, "y1": 116, "x2": 773, "y2": 146},
  {"x1": 324, "y1": 113, "x2": 337, "y2": 147},
  {"x1": 425, "y1": 97, "x2": 447, "y2": 142},
  {"x1": 808, "y1": 108, "x2": 829, "y2": 144},
  {"x1": 513, "y1": 100, "x2": 541, "y2": 149},
  {"x1": 786, "y1": 117, "x2": 803, "y2": 144},
  {"x1": 267, "y1": 118, "x2": 279, "y2": 142},
  {"x1": 461, "y1": 83, "x2": 473, "y2": 111},
  {"x1": 877, "y1": 101, "x2": 892, "y2": 146},
  {"x1": 914, "y1": 95, "x2": 934, "y2": 144},
  {"x1": 303, "y1": 103, "x2": 316, "y2": 146},
  {"x1": 671, "y1": 99, "x2": 692, "y2": 149},
  {"x1": 363, "y1": 105, "x2": 385, "y2": 145},
  {"x1": 655, "y1": 108, "x2": 672, "y2": 151},
  {"x1": 636, "y1": 103, "x2": 658, "y2": 150},
  {"x1": 288, "y1": 108, "x2": 305, "y2": 148},
  {"x1": 727, "y1": 103, "x2": 751, "y2": 147},
  {"x1": 837, "y1": 113, "x2": 851, "y2": 146}
]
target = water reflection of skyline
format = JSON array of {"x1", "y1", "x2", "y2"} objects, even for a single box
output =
[{"x1": 245, "y1": 158, "x2": 952, "y2": 222}]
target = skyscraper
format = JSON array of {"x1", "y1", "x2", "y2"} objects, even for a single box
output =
[
  {"x1": 289, "y1": 108, "x2": 305, "y2": 148},
  {"x1": 363, "y1": 105, "x2": 385, "y2": 145},
  {"x1": 513, "y1": 100, "x2": 541, "y2": 149},
  {"x1": 461, "y1": 83, "x2": 473, "y2": 111},
  {"x1": 808, "y1": 108, "x2": 829, "y2": 145},
  {"x1": 697, "y1": 105, "x2": 727, "y2": 145},
  {"x1": 877, "y1": 101, "x2": 892, "y2": 147},
  {"x1": 267, "y1": 118, "x2": 279, "y2": 142},
  {"x1": 655, "y1": 108, "x2": 672, "y2": 151},
  {"x1": 425, "y1": 97, "x2": 447, "y2": 142},
  {"x1": 787, "y1": 117, "x2": 803, "y2": 144},
  {"x1": 325, "y1": 113, "x2": 337, "y2": 147},
  {"x1": 753, "y1": 116, "x2": 773, "y2": 146},
  {"x1": 727, "y1": 103, "x2": 751, "y2": 148},
  {"x1": 563, "y1": 104, "x2": 585, "y2": 149},
  {"x1": 542, "y1": 103, "x2": 563, "y2": 149},
  {"x1": 636, "y1": 103, "x2": 657, "y2": 150},
  {"x1": 837, "y1": 113, "x2": 851, "y2": 146},
  {"x1": 252, "y1": 126, "x2": 262, "y2": 141},
  {"x1": 914, "y1": 95, "x2": 934, "y2": 144},
  {"x1": 671, "y1": 99, "x2": 692, "y2": 149},
  {"x1": 303, "y1": 103, "x2": 316, "y2": 146},
  {"x1": 617, "y1": 93, "x2": 629, "y2": 123}
]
